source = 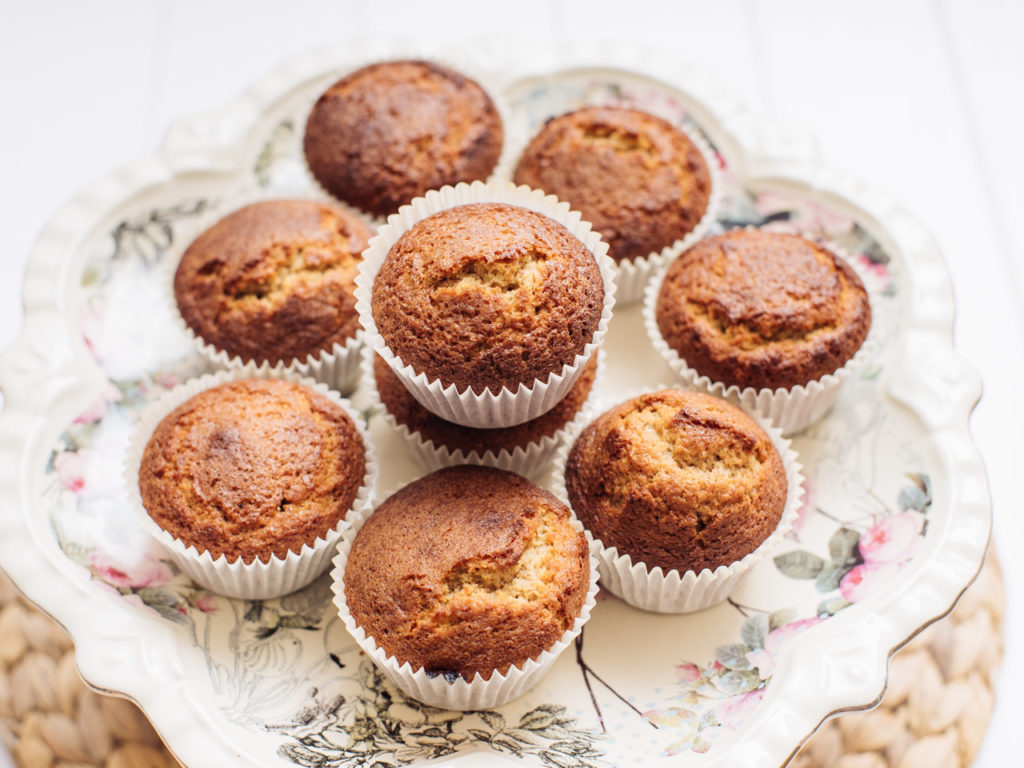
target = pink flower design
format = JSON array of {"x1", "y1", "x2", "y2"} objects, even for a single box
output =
[
  {"x1": 154, "y1": 371, "x2": 181, "y2": 390},
  {"x1": 745, "y1": 618, "x2": 824, "y2": 677},
  {"x1": 855, "y1": 253, "x2": 889, "y2": 280},
  {"x1": 858, "y1": 510, "x2": 925, "y2": 564},
  {"x1": 717, "y1": 689, "x2": 765, "y2": 728},
  {"x1": 676, "y1": 662, "x2": 701, "y2": 683},
  {"x1": 194, "y1": 595, "x2": 218, "y2": 613},
  {"x1": 89, "y1": 550, "x2": 173, "y2": 589},
  {"x1": 54, "y1": 452, "x2": 87, "y2": 493},
  {"x1": 753, "y1": 192, "x2": 853, "y2": 237},
  {"x1": 72, "y1": 382, "x2": 122, "y2": 425},
  {"x1": 840, "y1": 561, "x2": 901, "y2": 603}
]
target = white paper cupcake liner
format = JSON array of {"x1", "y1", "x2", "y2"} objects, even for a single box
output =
[
  {"x1": 355, "y1": 179, "x2": 617, "y2": 429},
  {"x1": 330, "y1": 483, "x2": 601, "y2": 710},
  {"x1": 297, "y1": 53, "x2": 516, "y2": 224},
  {"x1": 362, "y1": 344, "x2": 605, "y2": 480},
  {"x1": 124, "y1": 368, "x2": 378, "y2": 600},
  {"x1": 642, "y1": 231, "x2": 879, "y2": 435},
  {"x1": 550, "y1": 387, "x2": 804, "y2": 614},
  {"x1": 498, "y1": 116, "x2": 723, "y2": 306},
  {"x1": 165, "y1": 187, "x2": 372, "y2": 395}
]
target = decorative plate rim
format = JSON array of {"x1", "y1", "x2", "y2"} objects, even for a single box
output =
[{"x1": 0, "y1": 38, "x2": 991, "y2": 768}]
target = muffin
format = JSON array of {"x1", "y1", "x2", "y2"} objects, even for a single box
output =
[
  {"x1": 173, "y1": 199, "x2": 372, "y2": 368},
  {"x1": 654, "y1": 229, "x2": 872, "y2": 391},
  {"x1": 343, "y1": 465, "x2": 591, "y2": 681},
  {"x1": 513, "y1": 106, "x2": 712, "y2": 264},
  {"x1": 565, "y1": 389, "x2": 788, "y2": 575},
  {"x1": 138, "y1": 378, "x2": 367, "y2": 565},
  {"x1": 372, "y1": 202, "x2": 604, "y2": 394},
  {"x1": 373, "y1": 351, "x2": 598, "y2": 468},
  {"x1": 303, "y1": 60, "x2": 503, "y2": 217}
]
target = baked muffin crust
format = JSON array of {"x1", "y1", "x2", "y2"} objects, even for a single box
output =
[
  {"x1": 372, "y1": 202, "x2": 605, "y2": 394},
  {"x1": 174, "y1": 200, "x2": 371, "y2": 366},
  {"x1": 513, "y1": 106, "x2": 712, "y2": 263},
  {"x1": 655, "y1": 229, "x2": 872, "y2": 390},
  {"x1": 344, "y1": 465, "x2": 589, "y2": 680},
  {"x1": 565, "y1": 389, "x2": 787, "y2": 574},
  {"x1": 374, "y1": 353, "x2": 597, "y2": 456},
  {"x1": 304, "y1": 60, "x2": 503, "y2": 217},
  {"x1": 138, "y1": 379, "x2": 366, "y2": 564}
]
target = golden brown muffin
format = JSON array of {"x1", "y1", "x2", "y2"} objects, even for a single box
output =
[
  {"x1": 565, "y1": 389, "x2": 786, "y2": 574},
  {"x1": 372, "y1": 202, "x2": 604, "y2": 394},
  {"x1": 655, "y1": 229, "x2": 872, "y2": 390},
  {"x1": 138, "y1": 379, "x2": 366, "y2": 565},
  {"x1": 303, "y1": 60, "x2": 504, "y2": 218},
  {"x1": 374, "y1": 353, "x2": 597, "y2": 456},
  {"x1": 344, "y1": 465, "x2": 590, "y2": 681},
  {"x1": 513, "y1": 106, "x2": 712, "y2": 263},
  {"x1": 174, "y1": 199, "x2": 372, "y2": 366}
]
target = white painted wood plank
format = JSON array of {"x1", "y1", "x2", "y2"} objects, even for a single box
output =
[
  {"x1": 0, "y1": 0, "x2": 162, "y2": 356},
  {"x1": 557, "y1": 0, "x2": 764, "y2": 114},
  {"x1": 357, "y1": 0, "x2": 562, "y2": 45},
  {"x1": 935, "y1": 3, "x2": 1024, "y2": 763},
  {"x1": 153, "y1": 0, "x2": 564, "y2": 134},
  {"x1": 937, "y1": 0, "x2": 1024, "y2": 320},
  {"x1": 751, "y1": 3, "x2": 1020, "y2": 765},
  {"x1": 0, "y1": 4, "x2": 1017, "y2": 765}
]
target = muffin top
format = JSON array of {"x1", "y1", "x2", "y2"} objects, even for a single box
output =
[
  {"x1": 174, "y1": 199, "x2": 372, "y2": 366},
  {"x1": 513, "y1": 106, "x2": 712, "y2": 263},
  {"x1": 344, "y1": 465, "x2": 590, "y2": 680},
  {"x1": 655, "y1": 229, "x2": 872, "y2": 390},
  {"x1": 374, "y1": 353, "x2": 598, "y2": 456},
  {"x1": 372, "y1": 202, "x2": 605, "y2": 394},
  {"x1": 138, "y1": 379, "x2": 366, "y2": 565},
  {"x1": 565, "y1": 389, "x2": 787, "y2": 574},
  {"x1": 303, "y1": 60, "x2": 504, "y2": 218}
]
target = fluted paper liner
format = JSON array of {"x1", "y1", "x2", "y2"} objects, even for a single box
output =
[
  {"x1": 361, "y1": 345, "x2": 605, "y2": 480},
  {"x1": 330, "y1": 486, "x2": 601, "y2": 710},
  {"x1": 643, "y1": 232, "x2": 879, "y2": 435},
  {"x1": 124, "y1": 368, "x2": 378, "y2": 600},
  {"x1": 498, "y1": 119, "x2": 723, "y2": 305},
  {"x1": 165, "y1": 188, "x2": 372, "y2": 395},
  {"x1": 355, "y1": 179, "x2": 616, "y2": 428},
  {"x1": 550, "y1": 388, "x2": 804, "y2": 614}
]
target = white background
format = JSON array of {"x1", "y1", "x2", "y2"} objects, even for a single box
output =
[{"x1": 0, "y1": 0, "x2": 1020, "y2": 765}]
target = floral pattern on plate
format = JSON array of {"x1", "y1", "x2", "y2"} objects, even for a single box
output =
[
  {"x1": 645, "y1": 476, "x2": 931, "y2": 755},
  {"x1": 35, "y1": 68, "x2": 924, "y2": 767}
]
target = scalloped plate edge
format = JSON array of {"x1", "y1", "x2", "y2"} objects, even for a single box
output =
[{"x1": 0, "y1": 38, "x2": 992, "y2": 768}]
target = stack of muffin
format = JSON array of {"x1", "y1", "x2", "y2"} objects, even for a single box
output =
[{"x1": 127, "y1": 58, "x2": 873, "y2": 710}]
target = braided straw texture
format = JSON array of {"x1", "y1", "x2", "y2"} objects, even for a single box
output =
[
  {"x1": 793, "y1": 550, "x2": 1005, "y2": 768},
  {"x1": 0, "y1": 550, "x2": 1004, "y2": 768},
  {"x1": 0, "y1": 576, "x2": 177, "y2": 768}
]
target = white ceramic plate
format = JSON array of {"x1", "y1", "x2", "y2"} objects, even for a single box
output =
[{"x1": 0, "y1": 41, "x2": 990, "y2": 768}]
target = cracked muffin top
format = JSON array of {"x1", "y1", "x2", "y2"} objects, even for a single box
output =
[
  {"x1": 371, "y1": 202, "x2": 605, "y2": 394},
  {"x1": 655, "y1": 229, "x2": 872, "y2": 390},
  {"x1": 304, "y1": 60, "x2": 504, "y2": 218},
  {"x1": 565, "y1": 389, "x2": 786, "y2": 574},
  {"x1": 138, "y1": 379, "x2": 366, "y2": 565},
  {"x1": 344, "y1": 465, "x2": 590, "y2": 680},
  {"x1": 374, "y1": 352, "x2": 597, "y2": 456},
  {"x1": 174, "y1": 199, "x2": 372, "y2": 366},
  {"x1": 513, "y1": 106, "x2": 712, "y2": 263}
]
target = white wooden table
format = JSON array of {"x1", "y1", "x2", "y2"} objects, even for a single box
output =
[{"x1": 1, "y1": 1, "x2": 1019, "y2": 764}]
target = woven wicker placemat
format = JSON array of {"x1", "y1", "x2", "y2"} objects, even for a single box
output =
[{"x1": 0, "y1": 551, "x2": 1004, "y2": 768}]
